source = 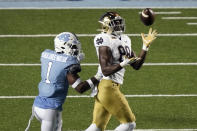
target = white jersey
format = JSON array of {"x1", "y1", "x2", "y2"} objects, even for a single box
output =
[{"x1": 94, "y1": 33, "x2": 132, "y2": 84}]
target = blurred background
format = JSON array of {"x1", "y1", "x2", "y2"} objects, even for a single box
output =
[{"x1": 0, "y1": 0, "x2": 197, "y2": 8}]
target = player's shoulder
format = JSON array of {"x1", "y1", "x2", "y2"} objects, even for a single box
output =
[
  {"x1": 66, "y1": 64, "x2": 81, "y2": 74},
  {"x1": 94, "y1": 33, "x2": 111, "y2": 47},
  {"x1": 95, "y1": 33, "x2": 110, "y2": 38},
  {"x1": 41, "y1": 49, "x2": 79, "y2": 64},
  {"x1": 121, "y1": 34, "x2": 131, "y2": 45},
  {"x1": 121, "y1": 34, "x2": 131, "y2": 40},
  {"x1": 42, "y1": 49, "x2": 54, "y2": 54},
  {"x1": 41, "y1": 49, "x2": 55, "y2": 59},
  {"x1": 94, "y1": 33, "x2": 110, "y2": 42}
]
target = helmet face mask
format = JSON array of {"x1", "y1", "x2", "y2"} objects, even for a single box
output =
[
  {"x1": 54, "y1": 32, "x2": 83, "y2": 60},
  {"x1": 99, "y1": 12, "x2": 125, "y2": 35}
]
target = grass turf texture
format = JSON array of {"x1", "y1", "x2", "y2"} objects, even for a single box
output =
[
  {"x1": 1, "y1": 9, "x2": 197, "y2": 34},
  {"x1": 0, "y1": 8, "x2": 197, "y2": 130},
  {"x1": 0, "y1": 36, "x2": 197, "y2": 63},
  {"x1": 0, "y1": 66, "x2": 196, "y2": 96},
  {"x1": 0, "y1": 97, "x2": 196, "y2": 131}
]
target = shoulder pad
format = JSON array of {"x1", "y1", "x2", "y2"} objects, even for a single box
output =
[
  {"x1": 94, "y1": 34, "x2": 110, "y2": 47},
  {"x1": 121, "y1": 34, "x2": 131, "y2": 46},
  {"x1": 66, "y1": 64, "x2": 81, "y2": 74}
]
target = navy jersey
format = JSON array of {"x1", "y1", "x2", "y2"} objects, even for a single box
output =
[{"x1": 34, "y1": 49, "x2": 79, "y2": 111}]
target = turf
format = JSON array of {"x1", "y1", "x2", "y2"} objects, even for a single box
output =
[
  {"x1": 0, "y1": 9, "x2": 197, "y2": 34},
  {"x1": 0, "y1": 97, "x2": 196, "y2": 131},
  {"x1": 0, "y1": 8, "x2": 197, "y2": 130},
  {"x1": 0, "y1": 36, "x2": 197, "y2": 63},
  {"x1": 0, "y1": 66, "x2": 196, "y2": 96}
]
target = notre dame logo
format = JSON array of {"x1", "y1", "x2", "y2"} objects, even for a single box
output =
[{"x1": 96, "y1": 37, "x2": 103, "y2": 45}]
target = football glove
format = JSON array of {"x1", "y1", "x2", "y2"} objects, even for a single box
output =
[
  {"x1": 141, "y1": 28, "x2": 157, "y2": 51},
  {"x1": 94, "y1": 66, "x2": 103, "y2": 81},
  {"x1": 120, "y1": 56, "x2": 138, "y2": 67},
  {"x1": 90, "y1": 86, "x2": 98, "y2": 97}
]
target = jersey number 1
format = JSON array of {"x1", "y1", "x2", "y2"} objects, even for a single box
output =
[{"x1": 46, "y1": 62, "x2": 52, "y2": 83}]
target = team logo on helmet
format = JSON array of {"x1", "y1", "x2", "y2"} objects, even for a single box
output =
[
  {"x1": 99, "y1": 12, "x2": 125, "y2": 35},
  {"x1": 54, "y1": 32, "x2": 84, "y2": 61}
]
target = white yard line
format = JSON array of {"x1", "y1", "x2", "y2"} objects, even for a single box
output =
[
  {"x1": 0, "y1": 63, "x2": 41, "y2": 66},
  {"x1": 144, "y1": 63, "x2": 197, "y2": 66},
  {"x1": 0, "y1": 94, "x2": 197, "y2": 99},
  {"x1": 154, "y1": 11, "x2": 182, "y2": 14},
  {"x1": 0, "y1": 63, "x2": 197, "y2": 66},
  {"x1": 104, "y1": 129, "x2": 197, "y2": 131},
  {"x1": 1, "y1": 33, "x2": 197, "y2": 37},
  {"x1": 139, "y1": 11, "x2": 181, "y2": 14},
  {"x1": 187, "y1": 23, "x2": 197, "y2": 25},
  {"x1": 0, "y1": 34, "x2": 57, "y2": 38},
  {"x1": 162, "y1": 17, "x2": 197, "y2": 19},
  {"x1": 64, "y1": 129, "x2": 197, "y2": 131},
  {"x1": 125, "y1": 94, "x2": 197, "y2": 97},
  {"x1": 156, "y1": 34, "x2": 197, "y2": 36}
]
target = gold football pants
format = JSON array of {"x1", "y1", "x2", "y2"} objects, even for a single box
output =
[{"x1": 92, "y1": 79, "x2": 136, "y2": 131}]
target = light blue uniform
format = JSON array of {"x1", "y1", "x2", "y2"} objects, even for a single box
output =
[{"x1": 34, "y1": 49, "x2": 79, "y2": 111}]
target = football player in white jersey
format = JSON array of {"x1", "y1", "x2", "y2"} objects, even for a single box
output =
[
  {"x1": 25, "y1": 32, "x2": 100, "y2": 131},
  {"x1": 85, "y1": 12, "x2": 157, "y2": 131}
]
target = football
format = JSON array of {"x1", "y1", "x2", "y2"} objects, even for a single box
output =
[{"x1": 140, "y1": 8, "x2": 155, "y2": 26}]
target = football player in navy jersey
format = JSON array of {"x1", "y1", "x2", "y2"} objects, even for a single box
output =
[{"x1": 25, "y1": 32, "x2": 101, "y2": 131}]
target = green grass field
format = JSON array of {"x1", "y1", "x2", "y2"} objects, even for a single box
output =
[{"x1": 0, "y1": 8, "x2": 197, "y2": 131}]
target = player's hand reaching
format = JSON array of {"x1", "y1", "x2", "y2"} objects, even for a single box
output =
[
  {"x1": 120, "y1": 56, "x2": 138, "y2": 67},
  {"x1": 141, "y1": 28, "x2": 157, "y2": 51}
]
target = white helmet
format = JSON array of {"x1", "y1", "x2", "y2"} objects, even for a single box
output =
[{"x1": 54, "y1": 32, "x2": 84, "y2": 61}]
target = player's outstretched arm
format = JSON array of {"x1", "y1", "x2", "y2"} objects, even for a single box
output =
[
  {"x1": 131, "y1": 28, "x2": 157, "y2": 70},
  {"x1": 66, "y1": 64, "x2": 100, "y2": 94},
  {"x1": 67, "y1": 73, "x2": 99, "y2": 94}
]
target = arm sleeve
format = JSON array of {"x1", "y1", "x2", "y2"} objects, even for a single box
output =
[{"x1": 65, "y1": 64, "x2": 81, "y2": 74}]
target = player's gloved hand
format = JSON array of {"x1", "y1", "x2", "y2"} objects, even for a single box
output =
[
  {"x1": 141, "y1": 28, "x2": 157, "y2": 51},
  {"x1": 120, "y1": 56, "x2": 137, "y2": 67},
  {"x1": 94, "y1": 66, "x2": 103, "y2": 81},
  {"x1": 90, "y1": 86, "x2": 98, "y2": 97}
]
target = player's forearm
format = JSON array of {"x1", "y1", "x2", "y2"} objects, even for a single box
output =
[
  {"x1": 101, "y1": 64, "x2": 122, "y2": 76},
  {"x1": 75, "y1": 77, "x2": 99, "y2": 93},
  {"x1": 131, "y1": 50, "x2": 147, "y2": 70},
  {"x1": 75, "y1": 82, "x2": 91, "y2": 94}
]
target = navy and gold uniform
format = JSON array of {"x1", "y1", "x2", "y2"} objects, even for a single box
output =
[
  {"x1": 86, "y1": 11, "x2": 157, "y2": 131},
  {"x1": 92, "y1": 33, "x2": 136, "y2": 130}
]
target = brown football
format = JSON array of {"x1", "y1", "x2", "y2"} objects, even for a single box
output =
[{"x1": 140, "y1": 8, "x2": 155, "y2": 26}]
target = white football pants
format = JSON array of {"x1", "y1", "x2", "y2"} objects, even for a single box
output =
[{"x1": 25, "y1": 106, "x2": 62, "y2": 131}]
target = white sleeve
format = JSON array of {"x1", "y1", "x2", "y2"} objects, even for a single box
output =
[{"x1": 94, "y1": 34, "x2": 111, "y2": 48}]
